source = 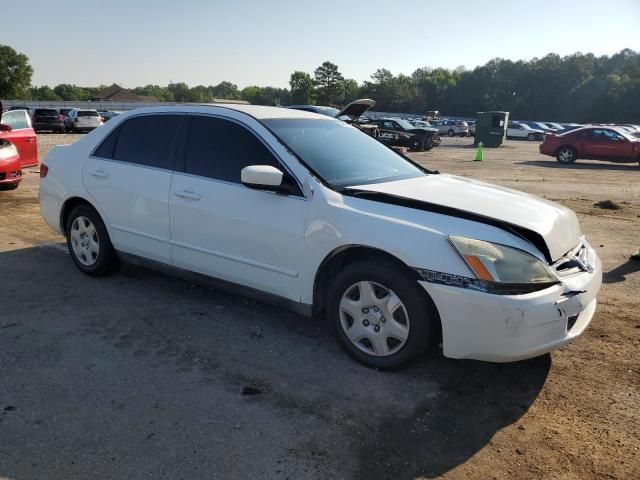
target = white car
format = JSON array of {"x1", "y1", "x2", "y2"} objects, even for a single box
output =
[
  {"x1": 39, "y1": 105, "x2": 602, "y2": 368},
  {"x1": 65, "y1": 109, "x2": 103, "y2": 133},
  {"x1": 430, "y1": 119, "x2": 469, "y2": 137},
  {"x1": 507, "y1": 122, "x2": 545, "y2": 141}
]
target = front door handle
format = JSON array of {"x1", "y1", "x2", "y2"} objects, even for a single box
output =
[
  {"x1": 89, "y1": 169, "x2": 108, "y2": 179},
  {"x1": 174, "y1": 189, "x2": 201, "y2": 201}
]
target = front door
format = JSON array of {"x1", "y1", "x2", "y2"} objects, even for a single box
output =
[
  {"x1": 584, "y1": 129, "x2": 634, "y2": 160},
  {"x1": 169, "y1": 115, "x2": 307, "y2": 301}
]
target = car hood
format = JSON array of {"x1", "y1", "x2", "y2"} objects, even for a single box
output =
[
  {"x1": 409, "y1": 127, "x2": 439, "y2": 134},
  {"x1": 345, "y1": 174, "x2": 580, "y2": 261},
  {"x1": 336, "y1": 99, "x2": 375, "y2": 121}
]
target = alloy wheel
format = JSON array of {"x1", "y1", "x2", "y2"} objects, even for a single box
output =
[{"x1": 558, "y1": 148, "x2": 575, "y2": 163}]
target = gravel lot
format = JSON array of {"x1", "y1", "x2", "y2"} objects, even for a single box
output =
[{"x1": 0, "y1": 133, "x2": 638, "y2": 480}]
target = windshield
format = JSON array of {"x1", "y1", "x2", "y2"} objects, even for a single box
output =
[
  {"x1": 394, "y1": 119, "x2": 417, "y2": 130},
  {"x1": 263, "y1": 118, "x2": 426, "y2": 189}
]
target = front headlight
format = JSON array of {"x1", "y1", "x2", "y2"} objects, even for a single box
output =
[{"x1": 448, "y1": 236, "x2": 559, "y2": 294}]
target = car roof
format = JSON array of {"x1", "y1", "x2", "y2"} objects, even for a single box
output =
[{"x1": 113, "y1": 104, "x2": 329, "y2": 121}]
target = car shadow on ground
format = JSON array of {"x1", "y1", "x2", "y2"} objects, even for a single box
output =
[
  {"x1": 516, "y1": 160, "x2": 639, "y2": 171},
  {"x1": 0, "y1": 245, "x2": 550, "y2": 479},
  {"x1": 603, "y1": 258, "x2": 640, "y2": 284}
]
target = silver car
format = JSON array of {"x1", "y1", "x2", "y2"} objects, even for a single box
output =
[{"x1": 65, "y1": 109, "x2": 103, "y2": 133}]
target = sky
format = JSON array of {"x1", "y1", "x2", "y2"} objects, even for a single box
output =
[{"x1": 2, "y1": 0, "x2": 639, "y2": 89}]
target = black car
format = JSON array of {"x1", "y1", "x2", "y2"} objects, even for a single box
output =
[
  {"x1": 369, "y1": 118, "x2": 441, "y2": 151},
  {"x1": 31, "y1": 108, "x2": 65, "y2": 133}
]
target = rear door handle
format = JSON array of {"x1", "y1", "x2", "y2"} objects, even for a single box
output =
[
  {"x1": 89, "y1": 169, "x2": 108, "y2": 179},
  {"x1": 174, "y1": 189, "x2": 201, "y2": 201}
]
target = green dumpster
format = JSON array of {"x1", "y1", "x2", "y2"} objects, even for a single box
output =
[{"x1": 474, "y1": 111, "x2": 509, "y2": 147}]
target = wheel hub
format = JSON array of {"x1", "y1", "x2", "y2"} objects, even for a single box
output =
[{"x1": 364, "y1": 307, "x2": 383, "y2": 326}]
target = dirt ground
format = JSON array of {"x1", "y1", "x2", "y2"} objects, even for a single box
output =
[{"x1": 0, "y1": 133, "x2": 638, "y2": 480}]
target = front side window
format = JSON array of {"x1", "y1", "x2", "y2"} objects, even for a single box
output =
[
  {"x1": 1, "y1": 110, "x2": 29, "y2": 130},
  {"x1": 94, "y1": 115, "x2": 181, "y2": 169},
  {"x1": 183, "y1": 116, "x2": 281, "y2": 183},
  {"x1": 263, "y1": 118, "x2": 426, "y2": 189}
]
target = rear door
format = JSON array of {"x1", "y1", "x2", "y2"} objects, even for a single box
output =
[
  {"x1": 0, "y1": 110, "x2": 38, "y2": 167},
  {"x1": 169, "y1": 114, "x2": 307, "y2": 301},
  {"x1": 83, "y1": 114, "x2": 183, "y2": 263}
]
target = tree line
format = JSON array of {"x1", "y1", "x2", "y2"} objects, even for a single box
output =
[{"x1": 1, "y1": 44, "x2": 638, "y2": 123}]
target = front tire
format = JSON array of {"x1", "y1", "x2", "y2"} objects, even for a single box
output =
[
  {"x1": 65, "y1": 204, "x2": 118, "y2": 276},
  {"x1": 556, "y1": 146, "x2": 577, "y2": 164},
  {"x1": 327, "y1": 260, "x2": 438, "y2": 369},
  {"x1": 409, "y1": 136, "x2": 424, "y2": 151},
  {"x1": 527, "y1": 133, "x2": 535, "y2": 141},
  {"x1": 447, "y1": 129, "x2": 455, "y2": 137}
]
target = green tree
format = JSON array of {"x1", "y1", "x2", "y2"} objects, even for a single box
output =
[
  {"x1": 210, "y1": 81, "x2": 239, "y2": 99},
  {"x1": 343, "y1": 78, "x2": 361, "y2": 103},
  {"x1": 0, "y1": 45, "x2": 33, "y2": 99},
  {"x1": 289, "y1": 71, "x2": 315, "y2": 104},
  {"x1": 30, "y1": 86, "x2": 60, "y2": 101},
  {"x1": 314, "y1": 61, "x2": 345, "y2": 106},
  {"x1": 53, "y1": 84, "x2": 88, "y2": 101}
]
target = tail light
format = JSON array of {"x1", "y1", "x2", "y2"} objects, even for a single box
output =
[{"x1": 40, "y1": 164, "x2": 49, "y2": 178}]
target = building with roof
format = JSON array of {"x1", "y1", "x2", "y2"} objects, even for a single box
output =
[{"x1": 92, "y1": 84, "x2": 158, "y2": 103}]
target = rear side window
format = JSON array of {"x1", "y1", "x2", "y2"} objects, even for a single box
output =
[
  {"x1": 183, "y1": 116, "x2": 280, "y2": 183},
  {"x1": 94, "y1": 115, "x2": 181, "y2": 169}
]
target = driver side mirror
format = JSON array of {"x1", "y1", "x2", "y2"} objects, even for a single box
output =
[{"x1": 0, "y1": 124, "x2": 12, "y2": 132}]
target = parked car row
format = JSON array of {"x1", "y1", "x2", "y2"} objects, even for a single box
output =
[{"x1": 1, "y1": 107, "x2": 120, "y2": 133}]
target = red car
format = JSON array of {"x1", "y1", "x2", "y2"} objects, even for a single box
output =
[
  {"x1": 540, "y1": 126, "x2": 640, "y2": 165},
  {"x1": 0, "y1": 109, "x2": 38, "y2": 168},
  {"x1": 0, "y1": 139, "x2": 22, "y2": 189}
]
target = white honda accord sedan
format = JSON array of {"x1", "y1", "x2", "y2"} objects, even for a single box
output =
[{"x1": 39, "y1": 105, "x2": 602, "y2": 368}]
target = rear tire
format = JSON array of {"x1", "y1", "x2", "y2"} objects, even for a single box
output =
[
  {"x1": 65, "y1": 204, "x2": 119, "y2": 276},
  {"x1": 447, "y1": 129, "x2": 455, "y2": 137},
  {"x1": 556, "y1": 146, "x2": 577, "y2": 164},
  {"x1": 326, "y1": 259, "x2": 438, "y2": 369},
  {"x1": 527, "y1": 133, "x2": 535, "y2": 141}
]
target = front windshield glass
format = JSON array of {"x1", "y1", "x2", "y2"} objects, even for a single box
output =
[
  {"x1": 263, "y1": 118, "x2": 426, "y2": 189},
  {"x1": 395, "y1": 119, "x2": 416, "y2": 130}
]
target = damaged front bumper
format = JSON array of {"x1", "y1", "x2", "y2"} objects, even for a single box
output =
[{"x1": 419, "y1": 240, "x2": 602, "y2": 362}]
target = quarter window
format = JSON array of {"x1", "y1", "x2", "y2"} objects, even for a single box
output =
[{"x1": 183, "y1": 116, "x2": 280, "y2": 183}]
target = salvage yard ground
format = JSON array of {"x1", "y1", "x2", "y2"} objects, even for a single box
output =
[{"x1": 0, "y1": 134, "x2": 638, "y2": 480}]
